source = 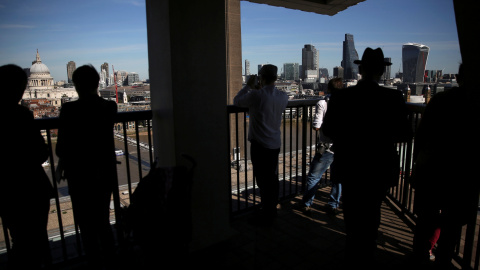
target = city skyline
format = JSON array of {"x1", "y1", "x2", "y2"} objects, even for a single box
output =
[{"x1": 0, "y1": 0, "x2": 462, "y2": 82}]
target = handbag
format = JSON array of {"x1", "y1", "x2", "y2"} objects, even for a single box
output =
[{"x1": 317, "y1": 142, "x2": 326, "y2": 155}]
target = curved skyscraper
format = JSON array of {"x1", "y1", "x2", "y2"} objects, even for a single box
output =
[
  {"x1": 402, "y1": 43, "x2": 429, "y2": 83},
  {"x1": 342, "y1": 33, "x2": 359, "y2": 80}
]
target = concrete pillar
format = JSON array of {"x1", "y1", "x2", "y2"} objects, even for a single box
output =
[
  {"x1": 146, "y1": 0, "x2": 239, "y2": 251},
  {"x1": 453, "y1": 0, "x2": 479, "y2": 89}
]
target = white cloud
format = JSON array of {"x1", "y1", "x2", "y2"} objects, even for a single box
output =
[{"x1": 0, "y1": 24, "x2": 35, "y2": 29}]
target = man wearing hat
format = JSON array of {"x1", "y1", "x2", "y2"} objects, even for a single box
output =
[
  {"x1": 322, "y1": 48, "x2": 413, "y2": 267},
  {"x1": 234, "y1": 64, "x2": 288, "y2": 226}
]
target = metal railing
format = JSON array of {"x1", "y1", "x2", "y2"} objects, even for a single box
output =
[
  {"x1": 386, "y1": 103, "x2": 480, "y2": 270},
  {"x1": 0, "y1": 110, "x2": 154, "y2": 265},
  {"x1": 228, "y1": 100, "x2": 480, "y2": 270},
  {"x1": 2, "y1": 100, "x2": 478, "y2": 269},
  {"x1": 228, "y1": 98, "x2": 323, "y2": 215}
]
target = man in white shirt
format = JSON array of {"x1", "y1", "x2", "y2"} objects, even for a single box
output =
[
  {"x1": 299, "y1": 78, "x2": 343, "y2": 214},
  {"x1": 234, "y1": 64, "x2": 288, "y2": 226}
]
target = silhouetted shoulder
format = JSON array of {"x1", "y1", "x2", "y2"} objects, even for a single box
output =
[
  {"x1": 10, "y1": 104, "x2": 35, "y2": 121},
  {"x1": 102, "y1": 98, "x2": 118, "y2": 113},
  {"x1": 381, "y1": 85, "x2": 403, "y2": 97}
]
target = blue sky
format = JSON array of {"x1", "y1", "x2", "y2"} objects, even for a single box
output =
[
  {"x1": 0, "y1": 0, "x2": 148, "y2": 82},
  {"x1": 241, "y1": 0, "x2": 461, "y2": 77},
  {"x1": 0, "y1": 0, "x2": 461, "y2": 82}
]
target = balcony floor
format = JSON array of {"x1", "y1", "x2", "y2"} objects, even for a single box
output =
[
  {"x1": 4, "y1": 186, "x2": 458, "y2": 270},
  {"x1": 191, "y1": 186, "x2": 419, "y2": 270}
]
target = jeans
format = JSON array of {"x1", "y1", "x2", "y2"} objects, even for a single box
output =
[
  {"x1": 328, "y1": 176, "x2": 342, "y2": 209},
  {"x1": 303, "y1": 151, "x2": 335, "y2": 207}
]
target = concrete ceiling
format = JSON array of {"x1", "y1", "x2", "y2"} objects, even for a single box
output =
[{"x1": 244, "y1": 0, "x2": 365, "y2": 16}]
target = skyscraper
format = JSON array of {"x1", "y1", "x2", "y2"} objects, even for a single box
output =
[
  {"x1": 342, "y1": 33, "x2": 359, "y2": 80},
  {"x1": 283, "y1": 63, "x2": 299, "y2": 80},
  {"x1": 67, "y1": 61, "x2": 76, "y2": 83},
  {"x1": 245, "y1": 59, "x2": 250, "y2": 76},
  {"x1": 319, "y1": 68, "x2": 329, "y2": 79},
  {"x1": 402, "y1": 43, "x2": 429, "y2": 83},
  {"x1": 333, "y1": 66, "x2": 344, "y2": 79},
  {"x1": 381, "y1": 57, "x2": 392, "y2": 81},
  {"x1": 101, "y1": 62, "x2": 109, "y2": 85},
  {"x1": 257, "y1": 64, "x2": 264, "y2": 75},
  {"x1": 301, "y1": 44, "x2": 319, "y2": 80}
]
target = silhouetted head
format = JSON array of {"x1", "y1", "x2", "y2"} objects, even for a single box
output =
[
  {"x1": 327, "y1": 77, "x2": 343, "y2": 94},
  {"x1": 259, "y1": 64, "x2": 278, "y2": 85},
  {"x1": 354, "y1": 47, "x2": 391, "y2": 81},
  {"x1": 1, "y1": 64, "x2": 28, "y2": 105},
  {"x1": 72, "y1": 64, "x2": 100, "y2": 98}
]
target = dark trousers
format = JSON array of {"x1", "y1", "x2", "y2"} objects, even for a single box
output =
[
  {"x1": 68, "y1": 179, "x2": 115, "y2": 268},
  {"x1": 250, "y1": 140, "x2": 280, "y2": 218},
  {"x1": 342, "y1": 179, "x2": 389, "y2": 267},
  {"x1": 2, "y1": 196, "x2": 51, "y2": 269},
  {"x1": 413, "y1": 208, "x2": 464, "y2": 267}
]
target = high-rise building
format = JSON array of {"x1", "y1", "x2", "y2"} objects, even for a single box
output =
[
  {"x1": 127, "y1": 72, "x2": 140, "y2": 85},
  {"x1": 245, "y1": 59, "x2": 250, "y2": 76},
  {"x1": 101, "y1": 62, "x2": 109, "y2": 85},
  {"x1": 342, "y1": 33, "x2": 359, "y2": 80},
  {"x1": 257, "y1": 64, "x2": 264, "y2": 75},
  {"x1": 425, "y1": 69, "x2": 443, "y2": 83},
  {"x1": 283, "y1": 63, "x2": 299, "y2": 80},
  {"x1": 319, "y1": 68, "x2": 329, "y2": 79},
  {"x1": 116, "y1": 70, "x2": 128, "y2": 86},
  {"x1": 67, "y1": 61, "x2": 76, "y2": 83},
  {"x1": 381, "y1": 57, "x2": 392, "y2": 81},
  {"x1": 333, "y1": 66, "x2": 344, "y2": 79},
  {"x1": 402, "y1": 43, "x2": 429, "y2": 83},
  {"x1": 301, "y1": 44, "x2": 319, "y2": 80}
]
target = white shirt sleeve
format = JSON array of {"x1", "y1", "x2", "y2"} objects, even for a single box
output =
[
  {"x1": 312, "y1": 100, "x2": 326, "y2": 129},
  {"x1": 233, "y1": 85, "x2": 253, "y2": 107}
]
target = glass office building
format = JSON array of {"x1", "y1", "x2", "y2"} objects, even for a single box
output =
[
  {"x1": 342, "y1": 33, "x2": 359, "y2": 80},
  {"x1": 402, "y1": 43, "x2": 429, "y2": 83},
  {"x1": 283, "y1": 63, "x2": 299, "y2": 80}
]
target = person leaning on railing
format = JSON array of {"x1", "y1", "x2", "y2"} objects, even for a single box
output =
[
  {"x1": 56, "y1": 64, "x2": 118, "y2": 268},
  {"x1": 0, "y1": 64, "x2": 54, "y2": 269},
  {"x1": 296, "y1": 77, "x2": 343, "y2": 215},
  {"x1": 233, "y1": 64, "x2": 288, "y2": 227}
]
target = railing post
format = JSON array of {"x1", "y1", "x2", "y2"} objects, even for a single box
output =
[
  {"x1": 463, "y1": 194, "x2": 480, "y2": 270},
  {"x1": 46, "y1": 128, "x2": 69, "y2": 261},
  {"x1": 402, "y1": 130, "x2": 414, "y2": 210},
  {"x1": 301, "y1": 104, "x2": 308, "y2": 191}
]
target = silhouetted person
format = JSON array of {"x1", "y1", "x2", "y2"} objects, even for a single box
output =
[
  {"x1": 56, "y1": 65, "x2": 117, "y2": 269},
  {"x1": 322, "y1": 48, "x2": 413, "y2": 268},
  {"x1": 411, "y1": 63, "x2": 480, "y2": 269},
  {"x1": 234, "y1": 64, "x2": 288, "y2": 226},
  {"x1": 0, "y1": 64, "x2": 54, "y2": 269},
  {"x1": 297, "y1": 77, "x2": 343, "y2": 214}
]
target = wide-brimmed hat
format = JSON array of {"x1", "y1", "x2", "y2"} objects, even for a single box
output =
[{"x1": 354, "y1": 47, "x2": 392, "y2": 67}]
